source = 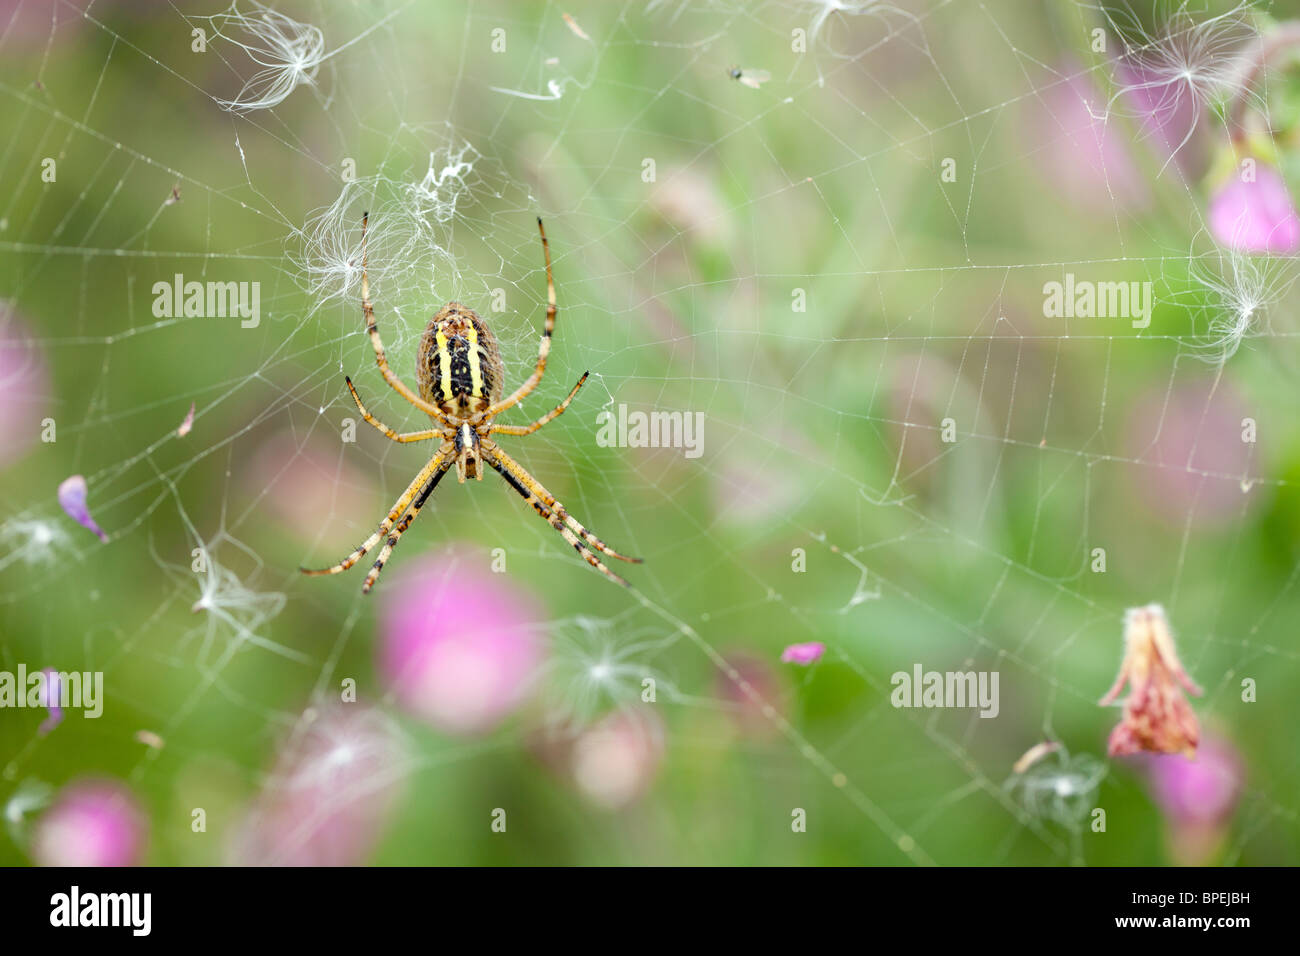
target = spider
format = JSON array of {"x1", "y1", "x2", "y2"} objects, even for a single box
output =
[{"x1": 301, "y1": 213, "x2": 641, "y2": 594}]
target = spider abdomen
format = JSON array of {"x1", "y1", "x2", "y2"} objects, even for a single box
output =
[{"x1": 416, "y1": 303, "x2": 505, "y2": 417}]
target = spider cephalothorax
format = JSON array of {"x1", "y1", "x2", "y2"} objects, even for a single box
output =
[{"x1": 301, "y1": 214, "x2": 640, "y2": 593}]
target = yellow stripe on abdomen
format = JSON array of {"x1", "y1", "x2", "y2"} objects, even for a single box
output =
[
  {"x1": 434, "y1": 330, "x2": 454, "y2": 402},
  {"x1": 465, "y1": 322, "x2": 484, "y2": 398}
]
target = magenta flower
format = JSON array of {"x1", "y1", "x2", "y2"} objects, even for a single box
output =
[
  {"x1": 57, "y1": 475, "x2": 108, "y2": 542},
  {"x1": 780, "y1": 641, "x2": 826, "y2": 665},
  {"x1": 1139, "y1": 734, "x2": 1244, "y2": 866},
  {"x1": 379, "y1": 554, "x2": 544, "y2": 735},
  {"x1": 1146, "y1": 734, "x2": 1242, "y2": 827},
  {"x1": 1208, "y1": 161, "x2": 1300, "y2": 254},
  {"x1": 30, "y1": 779, "x2": 146, "y2": 867},
  {"x1": 229, "y1": 705, "x2": 407, "y2": 867}
]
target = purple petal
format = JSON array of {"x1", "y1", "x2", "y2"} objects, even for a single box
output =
[
  {"x1": 57, "y1": 474, "x2": 108, "y2": 542},
  {"x1": 1208, "y1": 162, "x2": 1300, "y2": 255},
  {"x1": 780, "y1": 641, "x2": 825, "y2": 665},
  {"x1": 38, "y1": 668, "x2": 63, "y2": 735}
]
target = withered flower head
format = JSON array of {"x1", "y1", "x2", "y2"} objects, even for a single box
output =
[{"x1": 1099, "y1": 604, "x2": 1203, "y2": 758}]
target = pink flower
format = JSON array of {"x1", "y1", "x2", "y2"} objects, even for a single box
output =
[
  {"x1": 229, "y1": 705, "x2": 406, "y2": 866},
  {"x1": 30, "y1": 779, "x2": 146, "y2": 867},
  {"x1": 1115, "y1": 61, "x2": 1208, "y2": 176},
  {"x1": 0, "y1": 307, "x2": 50, "y2": 468},
  {"x1": 569, "y1": 709, "x2": 665, "y2": 809},
  {"x1": 0, "y1": 0, "x2": 93, "y2": 42},
  {"x1": 1031, "y1": 66, "x2": 1148, "y2": 211},
  {"x1": 1138, "y1": 734, "x2": 1244, "y2": 866},
  {"x1": 1124, "y1": 384, "x2": 1255, "y2": 529},
  {"x1": 1099, "y1": 605, "x2": 1203, "y2": 758},
  {"x1": 1208, "y1": 161, "x2": 1300, "y2": 254},
  {"x1": 379, "y1": 554, "x2": 544, "y2": 735},
  {"x1": 780, "y1": 641, "x2": 825, "y2": 665},
  {"x1": 712, "y1": 451, "x2": 803, "y2": 525},
  {"x1": 714, "y1": 651, "x2": 785, "y2": 740},
  {"x1": 57, "y1": 475, "x2": 108, "y2": 542},
  {"x1": 245, "y1": 428, "x2": 377, "y2": 544},
  {"x1": 1146, "y1": 734, "x2": 1242, "y2": 827}
]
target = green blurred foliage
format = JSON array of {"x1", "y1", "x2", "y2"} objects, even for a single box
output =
[{"x1": 0, "y1": 0, "x2": 1297, "y2": 865}]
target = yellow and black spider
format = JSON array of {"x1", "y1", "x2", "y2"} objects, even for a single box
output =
[{"x1": 302, "y1": 213, "x2": 641, "y2": 594}]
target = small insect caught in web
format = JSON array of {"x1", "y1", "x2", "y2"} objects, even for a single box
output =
[
  {"x1": 1011, "y1": 740, "x2": 1060, "y2": 775},
  {"x1": 177, "y1": 402, "x2": 196, "y2": 437},
  {"x1": 728, "y1": 66, "x2": 770, "y2": 89},
  {"x1": 562, "y1": 12, "x2": 591, "y2": 42}
]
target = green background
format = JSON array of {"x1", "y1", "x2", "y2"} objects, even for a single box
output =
[{"x1": 0, "y1": 0, "x2": 1297, "y2": 865}]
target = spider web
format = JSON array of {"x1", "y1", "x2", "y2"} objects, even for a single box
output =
[{"x1": 0, "y1": 0, "x2": 1297, "y2": 866}]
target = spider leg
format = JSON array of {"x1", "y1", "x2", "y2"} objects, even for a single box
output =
[
  {"x1": 485, "y1": 451, "x2": 628, "y2": 586},
  {"x1": 346, "y1": 377, "x2": 443, "y2": 443},
  {"x1": 489, "y1": 371, "x2": 588, "y2": 437},
  {"x1": 357, "y1": 211, "x2": 452, "y2": 425},
  {"x1": 486, "y1": 442, "x2": 641, "y2": 564},
  {"x1": 486, "y1": 217, "x2": 556, "y2": 418},
  {"x1": 361, "y1": 458, "x2": 453, "y2": 594},
  {"x1": 300, "y1": 442, "x2": 453, "y2": 577},
  {"x1": 483, "y1": 443, "x2": 640, "y2": 586}
]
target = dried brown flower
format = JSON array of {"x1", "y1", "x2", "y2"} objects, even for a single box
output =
[{"x1": 1099, "y1": 605, "x2": 1203, "y2": 757}]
